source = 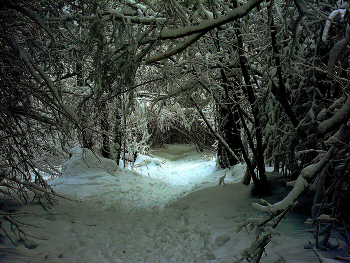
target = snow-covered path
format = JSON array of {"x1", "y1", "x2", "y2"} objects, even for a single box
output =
[
  {"x1": 1, "y1": 145, "x2": 345, "y2": 262},
  {"x1": 51, "y1": 145, "x2": 243, "y2": 210}
]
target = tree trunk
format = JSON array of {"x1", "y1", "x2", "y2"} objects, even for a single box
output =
[
  {"x1": 241, "y1": 157, "x2": 257, "y2": 185},
  {"x1": 113, "y1": 96, "x2": 123, "y2": 165},
  {"x1": 210, "y1": 29, "x2": 241, "y2": 169},
  {"x1": 235, "y1": 26, "x2": 267, "y2": 194},
  {"x1": 217, "y1": 100, "x2": 240, "y2": 168},
  {"x1": 101, "y1": 99, "x2": 110, "y2": 158},
  {"x1": 77, "y1": 61, "x2": 93, "y2": 149},
  {"x1": 81, "y1": 103, "x2": 93, "y2": 149},
  {"x1": 81, "y1": 126, "x2": 93, "y2": 149}
]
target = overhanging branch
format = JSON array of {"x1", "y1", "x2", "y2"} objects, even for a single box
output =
[
  {"x1": 160, "y1": 0, "x2": 265, "y2": 40},
  {"x1": 146, "y1": 0, "x2": 264, "y2": 64}
]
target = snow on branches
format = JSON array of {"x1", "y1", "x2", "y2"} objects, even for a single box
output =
[
  {"x1": 318, "y1": 96, "x2": 350, "y2": 136},
  {"x1": 253, "y1": 123, "x2": 350, "y2": 216},
  {"x1": 238, "y1": 123, "x2": 350, "y2": 259},
  {"x1": 322, "y1": 9, "x2": 346, "y2": 42}
]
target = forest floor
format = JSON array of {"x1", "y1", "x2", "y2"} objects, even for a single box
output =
[{"x1": 0, "y1": 144, "x2": 348, "y2": 262}]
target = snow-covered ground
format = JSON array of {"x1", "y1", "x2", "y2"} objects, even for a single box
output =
[{"x1": 1, "y1": 144, "x2": 347, "y2": 262}]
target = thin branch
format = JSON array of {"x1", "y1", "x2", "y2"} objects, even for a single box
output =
[
  {"x1": 146, "y1": 32, "x2": 206, "y2": 64},
  {"x1": 190, "y1": 96, "x2": 240, "y2": 162}
]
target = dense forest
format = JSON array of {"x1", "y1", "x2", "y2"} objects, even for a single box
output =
[{"x1": 1, "y1": 0, "x2": 350, "y2": 261}]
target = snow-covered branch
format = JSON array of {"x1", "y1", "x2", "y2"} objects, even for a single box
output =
[
  {"x1": 322, "y1": 9, "x2": 346, "y2": 42},
  {"x1": 318, "y1": 96, "x2": 350, "y2": 136},
  {"x1": 125, "y1": 0, "x2": 157, "y2": 15},
  {"x1": 0, "y1": 34, "x2": 79, "y2": 124},
  {"x1": 151, "y1": 81, "x2": 197, "y2": 105},
  {"x1": 8, "y1": 4, "x2": 54, "y2": 39},
  {"x1": 160, "y1": 0, "x2": 265, "y2": 40},
  {"x1": 238, "y1": 202, "x2": 298, "y2": 261},
  {"x1": 327, "y1": 26, "x2": 350, "y2": 76},
  {"x1": 253, "y1": 123, "x2": 350, "y2": 215},
  {"x1": 145, "y1": 0, "x2": 264, "y2": 64},
  {"x1": 145, "y1": 32, "x2": 205, "y2": 64},
  {"x1": 102, "y1": 10, "x2": 166, "y2": 25}
]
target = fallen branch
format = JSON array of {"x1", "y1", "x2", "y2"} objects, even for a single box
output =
[{"x1": 237, "y1": 201, "x2": 298, "y2": 262}]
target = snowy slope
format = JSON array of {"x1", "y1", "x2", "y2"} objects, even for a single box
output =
[{"x1": 0, "y1": 144, "x2": 346, "y2": 262}]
